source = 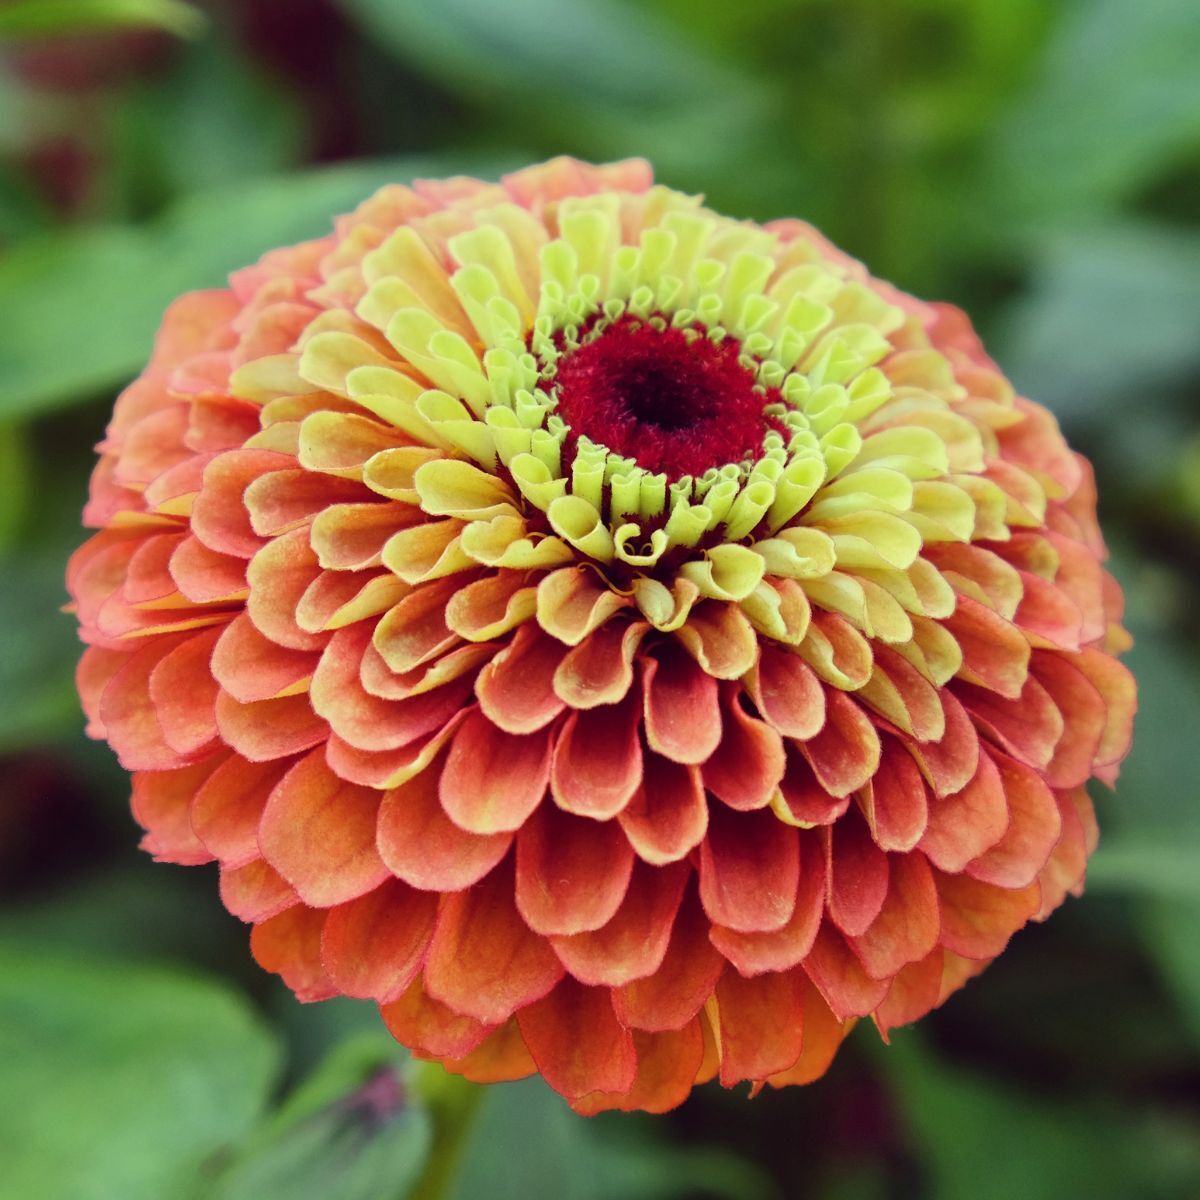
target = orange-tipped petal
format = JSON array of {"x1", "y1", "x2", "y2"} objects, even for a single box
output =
[
  {"x1": 826, "y1": 808, "x2": 890, "y2": 938},
  {"x1": 132, "y1": 757, "x2": 222, "y2": 865},
  {"x1": 474, "y1": 621, "x2": 567, "y2": 733},
  {"x1": 258, "y1": 749, "x2": 389, "y2": 906},
  {"x1": 381, "y1": 977, "x2": 493, "y2": 1059},
  {"x1": 702, "y1": 684, "x2": 786, "y2": 811},
  {"x1": 220, "y1": 858, "x2": 298, "y2": 923},
  {"x1": 849, "y1": 851, "x2": 940, "y2": 980},
  {"x1": 251, "y1": 904, "x2": 335, "y2": 1002},
  {"x1": 550, "y1": 691, "x2": 642, "y2": 819},
  {"x1": 321, "y1": 878, "x2": 438, "y2": 1003},
  {"x1": 571, "y1": 1023, "x2": 705, "y2": 1115},
  {"x1": 749, "y1": 644, "x2": 825, "y2": 740},
  {"x1": 699, "y1": 804, "x2": 799, "y2": 934},
  {"x1": 191, "y1": 753, "x2": 293, "y2": 867},
  {"x1": 515, "y1": 803, "x2": 634, "y2": 935},
  {"x1": 518, "y1": 978, "x2": 636, "y2": 1100},
  {"x1": 618, "y1": 753, "x2": 708, "y2": 865},
  {"x1": 934, "y1": 869, "x2": 1041, "y2": 959},
  {"x1": 714, "y1": 966, "x2": 806, "y2": 1085},
  {"x1": 641, "y1": 643, "x2": 721, "y2": 764},
  {"x1": 377, "y1": 762, "x2": 511, "y2": 890},
  {"x1": 212, "y1": 611, "x2": 317, "y2": 703},
  {"x1": 423, "y1": 857, "x2": 563, "y2": 1025},
  {"x1": 439, "y1": 711, "x2": 553, "y2": 834},
  {"x1": 918, "y1": 749, "x2": 1010, "y2": 872},
  {"x1": 802, "y1": 924, "x2": 891, "y2": 1020}
]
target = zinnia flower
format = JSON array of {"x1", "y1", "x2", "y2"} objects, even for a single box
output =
[{"x1": 68, "y1": 157, "x2": 1136, "y2": 1113}]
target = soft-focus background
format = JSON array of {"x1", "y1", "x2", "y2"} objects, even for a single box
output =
[{"x1": 1, "y1": 1, "x2": 1198, "y2": 1197}]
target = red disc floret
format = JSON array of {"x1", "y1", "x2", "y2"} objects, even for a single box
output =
[{"x1": 551, "y1": 316, "x2": 776, "y2": 480}]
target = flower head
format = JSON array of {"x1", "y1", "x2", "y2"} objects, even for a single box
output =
[{"x1": 68, "y1": 158, "x2": 1135, "y2": 1113}]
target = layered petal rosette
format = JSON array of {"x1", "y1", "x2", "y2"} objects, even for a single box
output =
[{"x1": 68, "y1": 158, "x2": 1135, "y2": 1113}]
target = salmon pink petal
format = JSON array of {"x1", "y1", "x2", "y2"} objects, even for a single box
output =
[
  {"x1": 1013, "y1": 570, "x2": 1083, "y2": 650},
  {"x1": 192, "y1": 449, "x2": 293, "y2": 557},
  {"x1": 802, "y1": 924, "x2": 891, "y2": 1020},
  {"x1": 750, "y1": 644, "x2": 825, "y2": 739},
  {"x1": 442, "y1": 1020, "x2": 537, "y2": 1085},
  {"x1": 250, "y1": 905, "x2": 335, "y2": 1002},
  {"x1": 966, "y1": 751, "x2": 1062, "y2": 888},
  {"x1": 1073, "y1": 648, "x2": 1136, "y2": 770},
  {"x1": 641, "y1": 643, "x2": 721, "y2": 764},
  {"x1": 674, "y1": 600, "x2": 758, "y2": 679},
  {"x1": 943, "y1": 595, "x2": 1030, "y2": 699},
  {"x1": 934, "y1": 869, "x2": 1041, "y2": 959},
  {"x1": 1030, "y1": 652, "x2": 1105, "y2": 788},
  {"x1": 219, "y1": 859, "x2": 298, "y2": 923},
  {"x1": 775, "y1": 747, "x2": 849, "y2": 826},
  {"x1": 258, "y1": 749, "x2": 390, "y2": 907},
  {"x1": 474, "y1": 622, "x2": 567, "y2": 733},
  {"x1": 550, "y1": 691, "x2": 642, "y2": 819},
  {"x1": 825, "y1": 808, "x2": 890, "y2": 937},
  {"x1": 515, "y1": 803, "x2": 634, "y2": 935},
  {"x1": 377, "y1": 763, "x2": 511, "y2": 890},
  {"x1": 919, "y1": 748, "x2": 1010, "y2": 872},
  {"x1": 211, "y1": 612, "x2": 316, "y2": 703},
  {"x1": 551, "y1": 619, "x2": 645, "y2": 708},
  {"x1": 381, "y1": 978, "x2": 493, "y2": 1059},
  {"x1": 710, "y1": 833, "x2": 826, "y2": 976},
  {"x1": 191, "y1": 754, "x2": 294, "y2": 867},
  {"x1": 571, "y1": 1023, "x2": 705, "y2": 1115},
  {"x1": 849, "y1": 852, "x2": 940, "y2": 980},
  {"x1": 148, "y1": 627, "x2": 223, "y2": 756},
  {"x1": 245, "y1": 528, "x2": 326, "y2": 651},
  {"x1": 101, "y1": 637, "x2": 196, "y2": 770},
  {"x1": 957, "y1": 673, "x2": 1064, "y2": 770},
  {"x1": 614, "y1": 886, "x2": 724, "y2": 1031},
  {"x1": 423, "y1": 857, "x2": 563, "y2": 1025},
  {"x1": 702, "y1": 684, "x2": 786, "y2": 811},
  {"x1": 874, "y1": 950, "x2": 944, "y2": 1035},
  {"x1": 321, "y1": 879, "x2": 438, "y2": 1003},
  {"x1": 907, "y1": 689, "x2": 980, "y2": 797},
  {"x1": 439, "y1": 712, "x2": 553, "y2": 834},
  {"x1": 860, "y1": 736, "x2": 929, "y2": 851},
  {"x1": 550, "y1": 860, "x2": 688, "y2": 986},
  {"x1": 518, "y1": 978, "x2": 636, "y2": 1100},
  {"x1": 215, "y1": 689, "x2": 327, "y2": 761},
  {"x1": 765, "y1": 976, "x2": 849, "y2": 1087},
  {"x1": 714, "y1": 966, "x2": 806, "y2": 1085},
  {"x1": 618, "y1": 754, "x2": 707, "y2": 864},
  {"x1": 132, "y1": 757, "x2": 223, "y2": 865},
  {"x1": 699, "y1": 804, "x2": 799, "y2": 934},
  {"x1": 797, "y1": 689, "x2": 881, "y2": 798}
]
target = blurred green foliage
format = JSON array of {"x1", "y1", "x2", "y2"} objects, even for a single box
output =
[{"x1": 0, "y1": 0, "x2": 1198, "y2": 1197}]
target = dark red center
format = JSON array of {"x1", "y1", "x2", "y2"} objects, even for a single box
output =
[{"x1": 550, "y1": 316, "x2": 775, "y2": 480}]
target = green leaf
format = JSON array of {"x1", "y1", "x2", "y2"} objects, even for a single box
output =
[
  {"x1": 880, "y1": 1032, "x2": 1200, "y2": 1200},
  {"x1": 337, "y1": 0, "x2": 745, "y2": 113},
  {"x1": 994, "y1": 224, "x2": 1200, "y2": 425},
  {"x1": 0, "y1": 155, "x2": 510, "y2": 421},
  {"x1": 0, "y1": 0, "x2": 204, "y2": 39},
  {"x1": 985, "y1": 0, "x2": 1200, "y2": 222},
  {"x1": 0, "y1": 950, "x2": 280, "y2": 1200},
  {"x1": 451, "y1": 1077, "x2": 775, "y2": 1200},
  {"x1": 206, "y1": 1035, "x2": 431, "y2": 1200}
]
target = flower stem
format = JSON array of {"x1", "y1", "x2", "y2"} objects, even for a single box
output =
[{"x1": 408, "y1": 1062, "x2": 486, "y2": 1200}]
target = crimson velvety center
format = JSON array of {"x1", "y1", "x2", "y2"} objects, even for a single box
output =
[{"x1": 550, "y1": 316, "x2": 774, "y2": 480}]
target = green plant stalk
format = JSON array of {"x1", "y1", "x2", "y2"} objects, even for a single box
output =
[{"x1": 407, "y1": 1062, "x2": 486, "y2": 1200}]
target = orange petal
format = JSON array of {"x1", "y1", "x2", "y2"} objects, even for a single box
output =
[
  {"x1": 849, "y1": 851, "x2": 940, "y2": 980},
  {"x1": 714, "y1": 966, "x2": 806, "y2": 1085},
  {"x1": 1013, "y1": 570, "x2": 1082, "y2": 651},
  {"x1": 765, "y1": 975, "x2": 851, "y2": 1087},
  {"x1": 147, "y1": 626, "x2": 222, "y2": 756},
  {"x1": 551, "y1": 619, "x2": 645, "y2": 708},
  {"x1": 642, "y1": 642, "x2": 721, "y2": 764},
  {"x1": 474, "y1": 621, "x2": 567, "y2": 733},
  {"x1": 191, "y1": 753, "x2": 293, "y2": 867},
  {"x1": 382, "y1": 976, "x2": 493, "y2": 1058},
  {"x1": 873, "y1": 949, "x2": 943, "y2": 1035},
  {"x1": 802, "y1": 923, "x2": 890, "y2": 1020},
  {"x1": 439, "y1": 711, "x2": 553, "y2": 834},
  {"x1": 550, "y1": 691, "x2": 642, "y2": 819},
  {"x1": 1030, "y1": 652, "x2": 1105, "y2": 788},
  {"x1": 918, "y1": 749, "x2": 1010, "y2": 872},
  {"x1": 826, "y1": 808, "x2": 890, "y2": 937},
  {"x1": 219, "y1": 858, "x2": 298, "y2": 923},
  {"x1": 244, "y1": 468, "x2": 367, "y2": 536},
  {"x1": 1073, "y1": 648, "x2": 1136, "y2": 771},
  {"x1": 797, "y1": 689, "x2": 881, "y2": 798},
  {"x1": 906, "y1": 689, "x2": 979, "y2": 797},
  {"x1": 212, "y1": 612, "x2": 316, "y2": 703},
  {"x1": 550, "y1": 859, "x2": 688, "y2": 987},
  {"x1": 423, "y1": 857, "x2": 563, "y2": 1024},
  {"x1": 934, "y1": 869, "x2": 1041, "y2": 959},
  {"x1": 131, "y1": 756, "x2": 222, "y2": 865},
  {"x1": 373, "y1": 577, "x2": 460, "y2": 673},
  {"x1": 101, "y1": 637, "x2": 196, "y2": 770},
  {"x1": 257, "y1": 748, "x2": 389, "y2": 906},
  {"x1": 618, "y1": 754, "x2": 707, "y2": 864},
  {"x1": 749, "y1": 644, "x2": 825, "y2": 739},
  {"x1": 245, "y1": 527, "x2": 326, "y2": 651},
  {"x1": 943, "y1": 595, "x2": 1030, "y2": 700},
  {"x1": 613, "y1": 885, "x2": 723, "y2": 1032},
  {"x1": 517, "y1": 978, "x2": 636, "y2": 1100},
  {"x1": 192, "y1": 449, "x2": 292, "y2": 558},
  {"x1": 957, "y1": 673, "x2": 1064, "y2": 770},
  {"x1": 674, "y1": 600, "x2": 759, "y2": 679},
  {"x1": 571, "y1": 1022, "x2": 704, "y2": 1115},
  {"x1": 775, "y1": 746, "x2": 849, "y2": 826},
  {"x1": 250, "y1": 904, "x2": 335, "y2": 1002},
  {"x1": 860, "y1": 736, "x2": 929, "y2": 851},
  {"x1": 377, "y1": 762, "x2": 511, "y2": 890},
  {"x1": 215, "y1": 689, "x2": 328, "y2": 762},
  {"x1": 321, "y1": 878, "x2": 438, "y2": 1003},
  {"x1": 702, "y1": 684, "x2": 786, "y2": 812},
  {"x1": 709, "y1": 832, "x2": 826, "y2": 975},
  {"x1": 442, "y1": 1019, "x2": 537, "y2": 1085},
  {"x1": 515, "y1": 803, "x2": 634, "y2": 935},
  {"x1": 965, "y1": 751, "x2": 1062, "y2": 889},
  {"x1": 536, "y1": 567, "x2": 628, "y2": 645},
  {"x1": 699, "y1": 804, "x2": 799, "y2": 933}
]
